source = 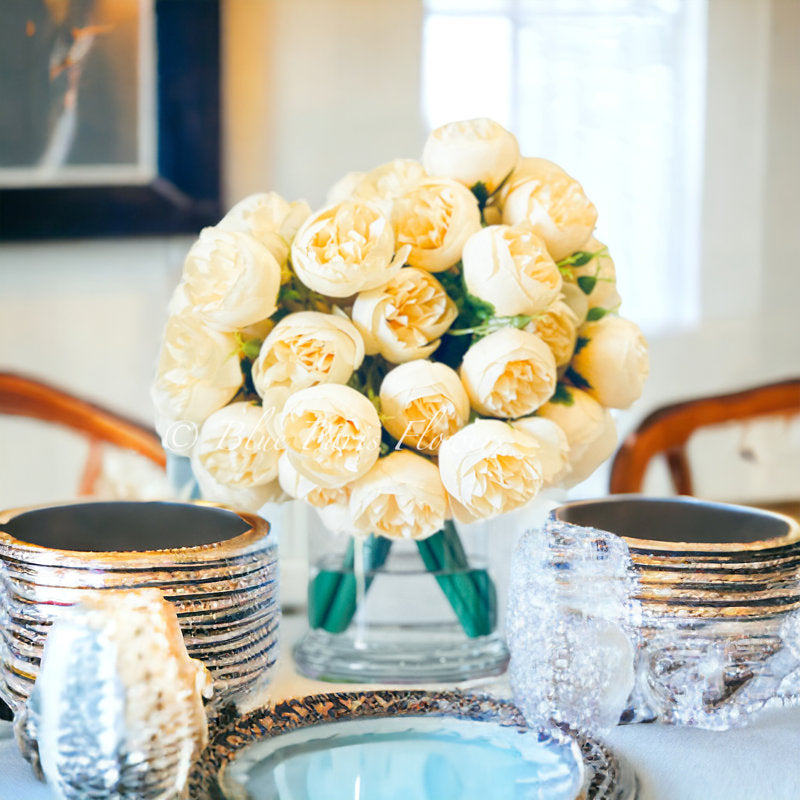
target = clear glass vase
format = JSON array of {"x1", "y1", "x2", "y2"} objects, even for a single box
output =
[{"x1": 292, "y1": 516, "x2": 509, "y2": 684}]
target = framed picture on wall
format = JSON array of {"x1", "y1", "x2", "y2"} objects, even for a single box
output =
[{"x1": 0, "y1": 0, "x2": 220, "y2": 239}]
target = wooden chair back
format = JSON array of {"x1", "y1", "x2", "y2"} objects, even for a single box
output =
[
  {"x1": 609, "y1": 378, "x2": 800, "y2": 496},
  {"x1": 0, "y1": 372, "x2": 166, "y2": 496}
]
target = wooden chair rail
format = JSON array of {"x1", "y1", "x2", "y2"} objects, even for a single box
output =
[
  {"x1": 0, "y1": 372, "x2": 166, "y2": 495},
  {"x1": 609, "y1": 378, "x2": 800, "y2": 495}
]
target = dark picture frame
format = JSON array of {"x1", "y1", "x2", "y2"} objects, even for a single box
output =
[{"x1": 0, "y1": 0, "x2": 221, "y2": 240}]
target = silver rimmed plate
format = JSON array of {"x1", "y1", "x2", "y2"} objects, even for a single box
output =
[
  {"x1": 552, "y1": 496, "x2": 800, "y2": 555},
  {"x1": 189, "y1": 690, "x2": 637, "y2": 800}
]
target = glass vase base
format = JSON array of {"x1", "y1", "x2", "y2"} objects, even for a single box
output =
[{"x1": 293, "y1": 624, "x2": 509, "y2": 684}]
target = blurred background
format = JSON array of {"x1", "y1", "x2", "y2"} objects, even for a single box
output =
[{"x1": 1, "y1": 0, "x2": 798, "y2": 509}]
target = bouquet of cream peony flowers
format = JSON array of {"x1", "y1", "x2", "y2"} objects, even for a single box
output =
[{"x1": 152, "y1": 117, "x2": 649, "y2": 635}]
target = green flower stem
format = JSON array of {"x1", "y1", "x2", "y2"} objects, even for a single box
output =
[
  {"x1": 308, "y1": 535, "x2": 393, "y2": 634},
  {"x1": 448, "y1": 313, "x2": 532, "y2": 338},
  {"x1": 308, "y1": 522, "x2": 496, "y2": 639},
  {"x1": 415, "y1": 520, "x2": 495, "y2": 638}
]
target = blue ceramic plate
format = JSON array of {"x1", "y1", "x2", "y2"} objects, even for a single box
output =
[{"x1": 189, "y1": 690, "x2": 636, "y2": 800}]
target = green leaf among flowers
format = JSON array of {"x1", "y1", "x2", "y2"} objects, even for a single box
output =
[
  {"x1": 557, "y1": 245, "x2": 608, "y2": 269},
  {"x1": 436, "y1": 265, "x2": 534, "y2": 345},
  {"x1": 235, "y1": 332, "x2": 263, "y2": 361},
  {"x1": 549, "y1": 382, "x2": 575, "y2": 406},
  {"x1": 558, "y1": 250, "x2": 595, "y2": 268},
  {"x1": 565, "y1": 366, "x2": 592, "y2": 391},
  {"x1": 437, "y1": 267, "x2": 495, "y2": 323},
  {"x1": 276, "y1": 263, "x2": 332, "y2": 319},
  {"x1": 347, "y1": 355, "x2": 391, "y2": 416},
  {"x1": 586, "y1": 306, "x2": 610, "y2": 322},
  {"x1": 470, "y1": 180, "x2": 490, "y2": 210},
  {"x1": 447, "y1": 313, "x2": 532, "y2": 338}
]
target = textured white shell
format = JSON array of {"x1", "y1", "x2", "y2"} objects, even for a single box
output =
[{"x1": 15, "y1": 589, "x2": 212, "y2": 800}]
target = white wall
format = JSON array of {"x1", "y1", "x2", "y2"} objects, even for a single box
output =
[
  {"x1": 0, "y1": 237, "x2": 189, "y2": 506},
  {"x1": 1, "y1": 0, "x2": 798, "y2": 510}
]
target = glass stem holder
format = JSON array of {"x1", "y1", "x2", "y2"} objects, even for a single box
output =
[{"x1": 293, "y1": 519, "x2": 509, "y2": 683}]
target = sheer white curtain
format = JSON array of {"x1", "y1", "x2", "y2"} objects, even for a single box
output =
[{"x1": 422, "y1": 0, "x2": 707, "y2": 335}]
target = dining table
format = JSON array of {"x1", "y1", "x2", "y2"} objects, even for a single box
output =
[{"x1": 2, "y1": 613, "x2": 800, "y2": 800}]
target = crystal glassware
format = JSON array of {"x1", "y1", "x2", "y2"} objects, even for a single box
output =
[
  {"x1": 507, "y1": 516, "x2": 641, "y2": 735},
  {"x1": 550, "y1": 495, "x2": 800, "y2": 729}
]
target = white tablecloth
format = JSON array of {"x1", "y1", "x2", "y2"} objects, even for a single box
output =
[
  {"x1": 4, "y1": 704, "x2": 800, "y2": 798},
  {"x1": 3, "y1": 614, "x2": 800, "y2": 800}
]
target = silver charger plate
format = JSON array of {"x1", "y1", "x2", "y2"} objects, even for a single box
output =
[{"x1": 188, "y1": 690, "x2": 637, "y2": 800}]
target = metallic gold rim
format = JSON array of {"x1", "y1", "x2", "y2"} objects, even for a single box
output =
[
  {"x1": 0, "y1": 499, "x2": 271, "y2": 566},
  {"x1": 552, "y1": 495, "x2": 800, "y2": 554}
]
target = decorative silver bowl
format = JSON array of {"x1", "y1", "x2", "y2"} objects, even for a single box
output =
[
  {"x1": 549, "y1": 496, "x2": 800, "y2": 728},
  {"x1": 553, "y1": 496, "x2": 800, "y2": 619},
  {"x1": 188, "y1": 690, "x2": 638, "y2": 800},
  {"x1": 0, "y1": 500, "x2": 279, "y2": 714}
]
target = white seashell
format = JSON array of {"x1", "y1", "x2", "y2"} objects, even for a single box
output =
[{"x1": 15, "y1": 588, "x2": 212, "y2": 800}]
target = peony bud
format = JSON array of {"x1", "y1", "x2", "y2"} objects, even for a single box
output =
[
  {"x1": 570, "y1": 316, "x2": 649, "y2": 409},
  {"x1": 252, "y1": 311, "x2": 364, "y2": 396},
  {"x1": 500, "y1": 157, "x2": 597, "y2": 261},
  {"x1": 181, "y1": 227, "x2": 282, "y2": 331},
  {"x1": 460, "y1": 327, "x2": 557, "y2": 419},
  {"x1": 291, "y1": 201, "x2": 407, "y2": 297},
  {"x1": 423, "y1": 118, "x2": 519, "y2": 194},
  {"x1": 349, "y1": 450, "x2": 448, "y2": 540},
  {"x1": 379, "y1": 360, "x2": 470, "y2": 454},
  {"x1": 438, "y1": 419, "x2": 544, "y2": 523},
  {"x1": 279, "y1": 384, "x2": 381, "y2": 488},
  {"x1": 217, "y1": 192, "x2": 311, "y2": 266},
  {"x1": 351, "y1": 267, "x2": 457, "y2": 363},
  {"x1": 392, "y1": 177, "x2": 481, "y2": 272},
  {"x1": 462, "y1": 224, "x2": 562, "y2": 316}
]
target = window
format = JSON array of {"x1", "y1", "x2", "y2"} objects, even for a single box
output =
[{"x1": 423, "y1": 0, "x2": 707, "y2": 334}]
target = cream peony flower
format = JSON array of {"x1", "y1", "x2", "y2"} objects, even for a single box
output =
[
  {"x1": 537, "y1": 386, "x2": 618, "y2": 487},
  {"x1": 501, "y1": 158, "x2": 598, "y2": 261},
  {"x1": 251, "y1": 311, "x2": 364, "y2": 396},
  {"x1": 337, "y1": 159, "x2": 427, "y2": 216},
  {"x1": 392, "y1": 177, "x2": 481, "y2": 272},
  {"x1": 565, "y1": 237, "x2": 621, "y2": 311},
  {"x1": 279, "y1": 384, "x2": 381, "y2": 487},
  {"x1": 570, "y1": 316, "x2": 649, "y2": 409},
  {"x1": 462, "y1": 224, "x2": 562, "y2": 316},
  {"x1": 422, "y1": 118, "x2": 519, "y2": 194},
  {"x1": 191, "y1": 466, "x2": 286, "y2": 513},
  {"x1": 510, "y1": 415, "x2": 571, "y2": 485},
  {"x1": 351, "y1": 267, "x2": 457, "y2": 363},
  {"x1": 166, "y1": 282, "x2": 191, "y2": 316},
  {"x1": 481, "y1": 203, "x2": 503, "y2": 226},
  {"x1": 181, "y1": 227, "x2": 282, "y2": 331},
  {"x1": 568, "y1": 410, "x2": 617, "y2": 486},
  {"x1": 278, "y1": 455, "x2": 356, "y2": 534},
  {"x1": 349, "y1": 450, "x2": 448, "y2": 540},
  {"x1": 290, "y1": 201, "x2": 407, "y2": 297},
  {"x1": 277, "y1": 453, "x2": 351, "y2": 509},
  {"x1": 438, "y1": 419, "x2": 544, "y2": 523},
  {"x1": 525, "y1": 298, "x2": 580, "y2": 367},
  {"x1": 151, "y1": 313, "x2": 242, "y2": 453},
  {"x1": 560, "y1": 282, "x2": 590, "y2": 327},
  {"x1": 191, "y1": 401, "x2": 281, "y2": 489},
  {"x1": 460, "y1": 327, "x2": 557, "y2": 418},
  {"x1": 217, "y1": 192, "x2": 311, "y2": 266},
  {"x1": 238, "y1": 317, "x2": 274, "y2": 342},
  {"x1": 326, "y1": 171, "x2": 366, "y2": 205},
  {"x1": 379, "y1": 360, "x2": 470, "y2": 454}
]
